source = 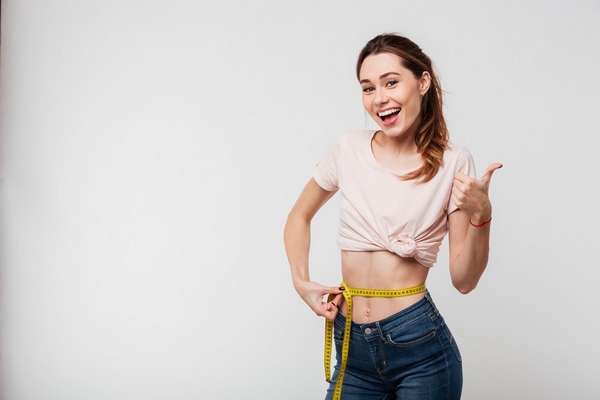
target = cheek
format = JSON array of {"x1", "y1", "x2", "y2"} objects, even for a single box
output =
[
  {"x1": 362, "y1": 96, "x2": 373, "y2": 112},
  {"x1": 406, "y1": 96, "x2": 423, "y2": 116},
  {"x1": 361, "y1": 95, "x2": 369, "y2": 108}
]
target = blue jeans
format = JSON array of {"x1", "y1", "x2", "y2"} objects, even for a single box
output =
[{"x1": 325, "y1": 291, "x2": 463, "y2": 399}]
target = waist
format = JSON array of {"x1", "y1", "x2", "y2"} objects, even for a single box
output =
[
  {"x1": 338, "y1": 284, "x2": 426, "y2": 323},
  {"x1": 341, "y1": 250, "x2": 428, "y2": 322},
  {"x1": 334, "y1": 289, "x2": 436, "y2": 334}
]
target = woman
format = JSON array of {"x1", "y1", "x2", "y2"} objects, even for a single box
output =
[{"x1": 284, "y1": 33, "x2": 501, "y2": 400}]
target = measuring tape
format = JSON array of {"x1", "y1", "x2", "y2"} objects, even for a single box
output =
[{"x1": 324, "y1": 282, "x2": 426, "y2": 400}]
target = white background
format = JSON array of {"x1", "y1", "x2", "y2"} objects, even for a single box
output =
[{"x1": 1, "y1": 1, "x2": 599, "y2": 399}]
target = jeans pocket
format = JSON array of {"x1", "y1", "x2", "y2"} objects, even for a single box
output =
[
  {"x1": 332, "y1": 317, "x2": 347, "y2": 346},
  {"x1": 333, "y1": 327, "x2": 345, "y2": 345},
  {"x1": 440, "y1": 321, "x2": 462, "y2": 362},
  {"x1": 385, "y1": 314, "x2": 437, "y2": 347}
]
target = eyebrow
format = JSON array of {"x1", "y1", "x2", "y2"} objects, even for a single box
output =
[{"x1": 359, "y1": 72, "x2": 401, "y2": 84}]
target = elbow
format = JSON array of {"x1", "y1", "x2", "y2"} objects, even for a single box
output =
[
  {"x1": 452, "y1": 279, "x2": 478, "y2": 295},
  {"x1": 449, "y1": 260, "x2": 487, "y2": 295},
  {"x1": 284, "y1": 213, "x2": 311, "y2": 241},
  {"x1": 285, "y1": 212, "x2": 310, "y2": 232},
  {"x1": 455, "y1": 283, "x2": 477, "y2": 295}
]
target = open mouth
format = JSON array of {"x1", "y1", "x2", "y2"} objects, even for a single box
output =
[{"x1": 378, "y1": 108, "x2": 401, "y2": 122}]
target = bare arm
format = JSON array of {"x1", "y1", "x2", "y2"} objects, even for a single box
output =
[
  {"x1": 448, "y1": 163, "x2": 502, "y2": 294},
  {"x1": 284, "y1": 178, "x2": 344, "y2": 319}
]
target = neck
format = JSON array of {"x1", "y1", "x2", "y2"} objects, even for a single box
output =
[
  {"x1": 374, "y1": 130, "x2": 418, "y2": 156},
  {"x1": 371, "y1": 130, "x2": 422, "y2": 172}
]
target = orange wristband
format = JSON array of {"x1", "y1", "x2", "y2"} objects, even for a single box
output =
[{"x1": 469, "y1": 217, "x2": 492, "y2": 228}]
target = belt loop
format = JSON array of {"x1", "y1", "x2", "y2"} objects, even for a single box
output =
[
  {"x1": 424, "y1": 290, "x2": 439, "y2": 315},
  {"x1": 375, "y1": 321, "x2": 385, "y2": 341}
]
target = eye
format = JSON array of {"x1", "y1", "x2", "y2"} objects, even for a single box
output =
[
  {"x1": 362, "y1": 86, "x2": 374, "y2": 93},
  {"x1": 385, "y1": 80, "x2": 398, "y2": 87}
]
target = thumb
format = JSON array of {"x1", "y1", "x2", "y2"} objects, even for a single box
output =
[{"x1": 479, "y1": 163, "x2": 503, "y2": 186}]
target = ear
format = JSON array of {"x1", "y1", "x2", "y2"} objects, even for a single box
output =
[{"x1": 419, "y1": 71, "x2": 431, "y2": 96}]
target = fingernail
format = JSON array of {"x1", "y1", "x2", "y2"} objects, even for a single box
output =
[{"x1": 339, "y1": 287, "x2": 345, "y2": 291}]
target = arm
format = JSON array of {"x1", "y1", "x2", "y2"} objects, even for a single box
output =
[
  {"x1": 448, "y1": 163, "x2": 502, "y2": 294},
  {"x1": 284, "y1": 178, "x2": 344, "y2": 319}
]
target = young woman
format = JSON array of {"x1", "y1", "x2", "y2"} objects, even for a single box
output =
[{"x1": 284, "y1": 33, "x2": 501, "y2": 400}]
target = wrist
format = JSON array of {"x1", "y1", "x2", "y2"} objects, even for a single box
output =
[
  {"x1": 292, "y1": 276, "x2": 310, "y2": 290},
  {"x1": 469, "y1": 205, "x2": 492, "y2": 226},
  {"x1": 469, "y1": 216, "x2": 492, "y2": 228}
]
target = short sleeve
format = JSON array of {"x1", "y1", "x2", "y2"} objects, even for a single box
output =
[
  {"x1": 447, "y1": 146, "x2": 477, "y2": 214},
  {"x1": 312, "y1": 135, "x2": 341, "y2": 192}
]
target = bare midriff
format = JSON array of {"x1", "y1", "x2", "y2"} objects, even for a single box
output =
[{"x1": 340, "y1": 250, "x2": 429, "y2": 324}]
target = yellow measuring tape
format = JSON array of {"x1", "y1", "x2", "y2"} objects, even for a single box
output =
[{"x1": 325, "y1": 282, "x2": 426, "y2": 400}]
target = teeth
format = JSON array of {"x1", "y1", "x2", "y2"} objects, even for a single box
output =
[{"x1": 378, "y1": 108, "x2": 401, "y2": 117}]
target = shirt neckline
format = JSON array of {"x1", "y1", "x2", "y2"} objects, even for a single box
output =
[{"x1": 365, "y1": 130, "x2": 421, "y2": 176}]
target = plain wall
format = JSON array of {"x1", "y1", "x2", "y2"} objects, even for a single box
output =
[{"x1": 1, "y1": 0, "x2": 599, "y2": 399}]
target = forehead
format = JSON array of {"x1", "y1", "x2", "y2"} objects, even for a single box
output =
[{"x1": 359, "y1": 52, "x2": 410, "y2": 80}]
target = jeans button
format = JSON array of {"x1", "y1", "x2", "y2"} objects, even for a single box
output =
[{"x1": 364, "y1": 327, "x2": 372, "y2": 335}]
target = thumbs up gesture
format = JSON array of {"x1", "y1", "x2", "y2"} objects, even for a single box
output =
[{"x1": 452, "y1": 163, "x2": 503, "y2": 224}]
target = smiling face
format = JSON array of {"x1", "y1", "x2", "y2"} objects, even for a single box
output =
[{"x1": 359, "y1": 52, "x2": 431, "y2": 140}]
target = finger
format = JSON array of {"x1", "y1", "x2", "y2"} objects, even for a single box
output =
[
  {"x1": 454, "y1": 171, "x2": 469, "y2": 183},
  {"x1": 330, "y1": 292, "x2": 343, "y2": 307},
  {"x1": 328, "y1": 295, "x2": 343, "y2": 319},
  {"x1": 324, "y1": 291, "x2": 345, "y2": 308},
  {"x1": 321, "y1": 301, "x2": 339, "y2": 320},
  {"x1": 328, "y1": 302, "x2": 338, "y2": 316},
  {"x1": 452, "y1": 178, "x2": 464, "y2": 190},
  {"x1": 326, "y1": 308, "x2": 339, "y2": 321},
  {"x1": 479, "y1": 163, "x2": 503, "y2": 186},
  {"x1": 323, "y1": 285, "x2": 345, "y2": 296},
  {"x1": 323, "y1": 286, "x2": 345, "y2": 304},
  {"x1": 333, "y1": 292, "x2": 344, "y2": 302},
  {"x1": 453, "y1": 178, "x2": 473, "y2": 197}
]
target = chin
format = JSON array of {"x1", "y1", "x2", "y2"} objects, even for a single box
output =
[
  {"x1": 380, "y1": 119, "x2": 419, "y2": 139},
  {"x1": 380, "y1": 126, "x2": 408, "y2": 137}
]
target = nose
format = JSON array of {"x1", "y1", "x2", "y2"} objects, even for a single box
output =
[{"x1": 374, "y1": 90, "x2": 389, "y2": 106}]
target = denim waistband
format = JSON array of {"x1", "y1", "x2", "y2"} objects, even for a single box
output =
[{"x1": 334, "y1": 290, "x2": 438, "y2": 335}]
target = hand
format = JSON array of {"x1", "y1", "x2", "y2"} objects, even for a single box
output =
[
  {"x1": 294, "y1": 280, "x2": 345, "y2": 320},
  {"x1": 452, "y1": 163, "x2": 502, "y2": 223}
]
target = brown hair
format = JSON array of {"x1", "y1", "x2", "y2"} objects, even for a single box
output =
[{"x1": 357, "y1": 33, "x2": 448, "y2": 183}]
